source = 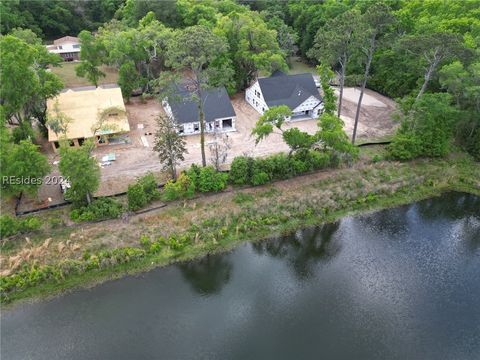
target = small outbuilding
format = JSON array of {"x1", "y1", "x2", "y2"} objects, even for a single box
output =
[
  {"x1": 245, "y1": 70, "x2": 324, "y2": 120},
  {"x1": 47, "y1": 85, "x2": 130, "y2": 152},
  {"x1": 46, "y1": 36, "x2": 81, "y2": 62},
  {"x1": 163, "y1": 86, "x2": 237, "y2": 135}
]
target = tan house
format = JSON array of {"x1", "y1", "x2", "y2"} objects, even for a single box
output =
[
  {"x1": 47, "y1": 85, "x2": 130, "y2": 152},
  {"x1": 46, "y1": 36, "x2": 81, "y2": 61}
]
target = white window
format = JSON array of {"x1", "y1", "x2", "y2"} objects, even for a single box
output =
[
  {"x1": 194, "y1": 123, "x2": 200, "y2": 131},
  {"x1": 178, "y1": 125, "x2": 184, "y2": 134}
]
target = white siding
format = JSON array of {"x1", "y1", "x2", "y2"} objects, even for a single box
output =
[
  {"x1": 245, "y1": 81, "x2": 268, "y2": 114},
  {"x1": 163, "y1": 100, "x2": 236, "y2": 136},
  {"x1": 290, "y1": 96, "x2": 324, "y2": 120}
]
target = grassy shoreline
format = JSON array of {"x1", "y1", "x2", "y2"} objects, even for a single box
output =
[{"x1": 2, "y1": 156, "x2": 479, "y2": 307}]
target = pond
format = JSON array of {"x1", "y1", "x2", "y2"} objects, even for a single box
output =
[{"x1": 1, "y1": 192, "x2": 479, "y2": 360}]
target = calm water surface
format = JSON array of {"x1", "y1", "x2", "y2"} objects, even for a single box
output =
[{"x1": 1, "y1": 192, "x2": 479, "y2": 360}]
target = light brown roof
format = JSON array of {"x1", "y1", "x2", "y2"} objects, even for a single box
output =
[
  {"x1": 47, "y1": 86, "x2": 130, "y2": 142},
  {"x1": 53, "y1": 36, "x2": 79, "y2": 45}
]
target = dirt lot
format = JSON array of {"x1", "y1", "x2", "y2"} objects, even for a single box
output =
[
  {"x1": 15, "y1": 86, "x2": 397, "y2": 211},
  {"x1": 96, "y1": 88, "x2": 396, "y2": 194},
  {"x1": 336, "y1": 87, "x2": 397, "y2": 142}
]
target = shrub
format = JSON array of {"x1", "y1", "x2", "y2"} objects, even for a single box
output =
[
  {"x1": 162, "y1": 173, "x2": 195, "y2": 201},
  {"x1": 305, "y1": 150, "x2": 331, "y2": 170},
  {"x1": 268, "y1": 153, "x2": 294, "y2": 180},
  {"x1": 252, "y1": 171, "x2": 270, "y2": 186},
  {"x1": 185, "y1": 164, "x2": 201, "y2": 186},
  {"x1": 0, "y1": 215, "x2": 41, "y2": 238},
  {"x1": 197, "y1": 166, "x2": 228, "y2": 193},
  {"x1": 387, "y1": 133, "x2": 422, "y2": 160},
  {"x1": 70, "y1": 198, "x2": 123, "y2": 222},
  {"x1": 137, "y1": 173, "x2": 160, "y2": 202},
  {"x1": 229, "y1": 156, "x2": 252, "y2": 185},
  {"x1": 127, "y1": 173, "x2": 160, "y2": 211},
  {"x1": 229, "y1": 150, "x2": 333, "y2": 188},
  {"x1": 127, "y1": 183, "x2": 147, "y2": 211}
]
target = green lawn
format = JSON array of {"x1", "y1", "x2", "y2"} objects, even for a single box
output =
[
  {"x1": 288, "y1": 56, "x2": 317, "y2": 75},
  {"x1": 50, "y1": 62, "x2": 119, "y2": 88}
]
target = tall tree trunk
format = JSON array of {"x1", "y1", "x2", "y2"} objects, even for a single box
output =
[
  {"x1": 199, "y1": 109, "x2": 206, "y2": 167},
  {"x1": 197, "y1": 87, "x2": 207, "y2": 167},
  {"x1": 415, "y1": 54, "x2": 440, "y2": 102},
  {"x1": 352, "y1": 38, "x2": 375, "y2": 145},
  {"x1": 337, "y1": 62, "x2": 346, "y2": 118},
  {"x1": 171, "y1": 163, "x2": 177, "y2": 181},
  {"x1": 86, "y1": 191, "x2": 92, "y2": 205}
]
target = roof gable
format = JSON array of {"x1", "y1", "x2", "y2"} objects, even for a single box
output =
[
  {"x1": 169, "y1": 87, "x2": 236, "y2": 125},
  {"x1": 258, "y1": 73, "x2": 321, "y2": 110}
]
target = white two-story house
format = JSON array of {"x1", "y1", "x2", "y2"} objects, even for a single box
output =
[
  {"x1": 163, "y1": 86, "x2": 237, "y2": 135},
  {"x1": 46, "y1": 36, "x2": 81, "y2": 62},
  {"x1": 245, "y1": 70, "x2": 323, "y2": 120}
]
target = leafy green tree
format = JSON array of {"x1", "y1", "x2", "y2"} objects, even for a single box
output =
[
  {"x1": 439, "y1": 60, "x2": 480, "y2": 160},
  {"x1": 251, "y1": 105, "x2": 316, "y2": 156},
  {"x1": 164, "y1": 25, "x2": 231, "y2": 167},
  {"x1": 308, "y1": 9, "x2": 361, "y2": 117},
  {"x1": 263, "y1": 15, "x2": 299, "y2": 62},
  {"x1": 315, "y1": 64, "x2": 357, "y2": 158},
  {"x1": 59, "y1": 141, "x2": 100, "y2": 205},
  {"x1": 99, "y1": 15, "x2": 174, "y2": 93},
  {"x1": 177, "y1": 0, "x2": 219, "y2": 27},
  {"x1": 251, "y1": 105, "x2": 292, "y2": 143},
  {"x1": 118, "y1": 0, "x2": 181, "y2": 28},
  {"x1": 316, "y1": 64, "x2": 336, "y2": 115},
  {"x1": 153, "y1": 114, "x2": 187, "y2": 180},
  {"x1": 316, "y1": 113, "x2": 357, "y2": 157},
  {"x1": 0, "y1": 34, "x2": 63, "y2": 130},
  {"x1": 214, "y1": 11, "x2": 287, "y2": 89},
  {"x1": 118, "y1": 61, "x2": 141, "y2": 101},
  {"x1": 438, "y1": 61, "x2": 469, "y2": 106},
  {"x1": 400, "y1": 32, "x2": 466, "y2": 102},
  {"x1": 1, "y1": 139, "x2": 50, "y2": 198},
  {"x1": 76, "y1": 31, "x2": 107, "y2": 87},
  {"x1": 351, "y1": 3, "x2": 394, "y2": 145},
  {"x1": 388, "y1": 93, "x2": 459, "y2": 160},
  {"x1": 288, "y1": 0, "x2": 349, "y2": 56}
]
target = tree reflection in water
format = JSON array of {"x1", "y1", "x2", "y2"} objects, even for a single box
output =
[
  {"x1": 252, "y1": 222, "x2": 341, "y2": 280},
  {"x1": 178, "y1": 255, "x2": 233, "y2": 295},
  {"x1": 416, "y1": 191, "x2": 480, "y2": 220}
]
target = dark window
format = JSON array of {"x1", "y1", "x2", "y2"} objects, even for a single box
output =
[
  {"x1": 194, "y1": 123, "x2": 200, "y2": 131},
  {"x1": 222, "y1": 118, "x2": 233, "y2": 128}
]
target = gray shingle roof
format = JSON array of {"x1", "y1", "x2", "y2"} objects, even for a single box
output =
[
  {"x1": 168, "y1": 87, "x2": 236, "y2": 125},
  {"x1": 258, "y1": 71, "x2": 321, "y2": 110}
]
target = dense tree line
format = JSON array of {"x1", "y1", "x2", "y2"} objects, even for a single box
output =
[{"x1": 0, "y1": 0, "x2": 125, "y2": 39}]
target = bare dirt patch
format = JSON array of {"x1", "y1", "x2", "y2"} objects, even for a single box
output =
[{"x1": 336, "y1": 87, "x2": 398, "y2": 142}]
